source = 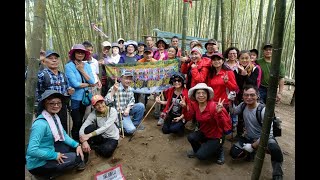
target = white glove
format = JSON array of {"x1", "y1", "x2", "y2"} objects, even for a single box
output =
[{"x1": 243, "y1": 143, "x2": 254, "y2": 153}]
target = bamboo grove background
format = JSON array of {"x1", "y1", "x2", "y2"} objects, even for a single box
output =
[{"x1": 25, "y1": 0, "x2": 295, "y2": 81}]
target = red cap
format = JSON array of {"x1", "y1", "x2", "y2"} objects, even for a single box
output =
[{"x1": 91, "y1": 95, "x2": 105, "y2": 106}]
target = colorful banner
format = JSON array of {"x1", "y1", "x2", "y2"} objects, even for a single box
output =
[{"x1": 104, "y1": 59, "x2": 179, "y2": 94}]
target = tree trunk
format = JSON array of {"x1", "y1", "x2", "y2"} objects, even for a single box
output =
[
  {"x1": 221, "y1": 0, "x2": 227, "y2": 52},
  {"x1": 264, "y1": 0, "x2": 274, "y2": 44},
  {"x1": 256, "y1": 0, "x2": 264, "y2": 49},
  {"x1": 105, "y1": 0, "x2": 112, "y2": 41},
  {"x1": 25, "y1": 0, "x2": 32, "y2": 58},
  {"x1": 214, "y1": 0, "x2": 221, "y2": 42},
  {"x1": 181, "y1": 1, "x2": 189, "y2": 57},
  {"x1": 251, "y1": 0, "x2": 286, "y2": 179},
  {"x1": 25, "y1": 0, "x2": 46, "y2": 150}
]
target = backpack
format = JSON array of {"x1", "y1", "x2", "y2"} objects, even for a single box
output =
[{"x1": 239, "y1": 103, "x2": 281, "y2": 137}]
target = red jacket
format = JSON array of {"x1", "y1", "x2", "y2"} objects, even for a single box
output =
[
  {"x1": 206, "y1": 69, "x2": 238, "y2": 105},
  {"x1": 180, "y1": 57, "x2": 211, "y2": 89},
  {"x1": 183, "y1": 100, "x2": 231, "y2": 139},
  {"x1": 162, "y1": 87, "x2": 190, "y2": 115}
]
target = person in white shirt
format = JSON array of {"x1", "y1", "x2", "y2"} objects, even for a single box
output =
[
  {"x1": 105, "y1": 43, "x2": 121, "y2": 64},
  {"x1": 82, "y1": 41, "x2": 102, "y2": 120}
]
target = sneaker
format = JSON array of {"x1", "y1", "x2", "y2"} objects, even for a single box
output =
[
  {"x1": 216, "y1": 148, "x2": 225, "y2": 165},
  {"x1": 157, "y1": 118, "x2": 164, "y2": 126},
  {"x1": 273, "y1": 175, "x2": 283, "y2": 180},
  {"x1": 76, "y1": 161, "x2": 86, "y2": 171},
  {"x1": 187, "y1": 149, "x2": 196, "y2": 158},
  {"x1": 136, "y1": 124, "x2": 145, "y2": 131}
]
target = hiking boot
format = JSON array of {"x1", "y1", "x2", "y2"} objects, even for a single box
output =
[
  {"x1": 157, "y1": 118, "x2": 164, "y2": 126},
  {"x1": 84, "y1": 152, "x2": 89, "y2": 164},
  {"x1": 187, "y1": 149, "x2": 196, "y2": 158},
  {"x1": 216, "y1": 148, "x2": 225, "y2": 165},
  {"x1": 76, "y1": 161, "x2": 86, "y2": 171}
]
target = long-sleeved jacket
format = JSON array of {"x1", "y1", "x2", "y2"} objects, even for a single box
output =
[
  {"x1": 183, "y1": 100, "x2": 231, "y2": 139},
  {"x1": 162, "y1": 87, "x2": 190, "y2": 115},
  {"x1": 206, "y1": 69, "x2": 238, "y2": 105},
  {"x1": 65, "y1": 60, "x2": 95, "y2": 101},
  {"x1": 26, "y1": 115, "x2": 79, "y2": 170},
  {"x1": 180, "y1": 57, "x2": 211, "y2": 89}
]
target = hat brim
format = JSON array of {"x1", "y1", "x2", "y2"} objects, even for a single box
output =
[
  {"x1": 156, "y1": 40, "x2": 169, "y2": 49},
  {"x1": 46, "y1": 53, "x2": 60, "y2": 58},
  {"x1": 188, "y1": 84, "x2": 214, "y2": 101},
  {"x1": 68, "y1": 49, "x2": 90, "y2": 60},
  {"x1": 205, "y1": 42, "x2": 217, "y2": 49},
  {"x1": 263, "y1": 45, "x2": 272, "y2": 49},
  {"x1": 92, "y1": 99, "x2": 104, "y2": 106},
  {"x1": 211, "y1": 54, "x2": 224, "y2": 60}
]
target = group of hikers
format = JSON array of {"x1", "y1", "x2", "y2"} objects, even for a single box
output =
[{"x1": 25, "y1": 35, "x2": 285, "y2": 180}]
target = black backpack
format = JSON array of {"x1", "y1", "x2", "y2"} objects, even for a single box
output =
[{"x1": 239, "y1": 103, "x2": 282, "y2": 137}]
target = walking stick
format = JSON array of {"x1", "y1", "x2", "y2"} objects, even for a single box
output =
[{"x1": 128, "y1": 92, "x2": 163, "y2": 142}]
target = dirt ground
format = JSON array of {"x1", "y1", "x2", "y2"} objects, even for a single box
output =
[{"x1": 25, "y1": 85, "x2": 295, "y2": 180}]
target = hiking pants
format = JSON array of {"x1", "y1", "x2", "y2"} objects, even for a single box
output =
[
  {"x1": 187, "y1": 131, "x2": 222, "y2": 160},
  {"x1": 28, "y1": 141, "x2": 82, "y2": 178},
  {"x1": 70, "y1": 99, "x2": 87, "y2": 142},
  {"x1": 84, "y1": 124, "x2": 118, "y2": 158},
  {"x1": 162, "y1": 114, "x2": 185, "y2": 135}
]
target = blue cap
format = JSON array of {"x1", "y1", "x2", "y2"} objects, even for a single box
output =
[{"x1": 45, "y1": 50, "x2": 60, "y2": 58}]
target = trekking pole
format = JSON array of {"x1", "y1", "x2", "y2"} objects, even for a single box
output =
[
  {"x1": 128, "y1": 93, "x2": 163, "y2": 142},
  {"x1": 115, "y1": 77, "x2": 125, "y2": 138},
  {"x1": 67, "y1": 99, "x2": 72, "y2": 136}
]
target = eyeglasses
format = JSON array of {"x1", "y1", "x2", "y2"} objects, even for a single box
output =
[
  {"x1": 75, "y1": 51, "x2": 85, "y2": 54},
  {"x1": 243, "y1": 93, "x2": 257, "y2": 97},
  {"x1": 173, "y1": 79, "x2": 182, "y2": 83},
  {"x1": 47, "y1": 102, "x2": 62, "y2": 107}
]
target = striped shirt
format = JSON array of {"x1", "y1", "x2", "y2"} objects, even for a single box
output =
[{"x1": 105, "y1": 82, "x2": 135, "y2": 112}]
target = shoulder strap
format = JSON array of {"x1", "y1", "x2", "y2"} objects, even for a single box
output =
[
  {"x1": 256, "y1": 103, "x2": 265, "y2": 126},
  {"x1": 43, "y1": 71, "x2": 52, "y2": 89}
]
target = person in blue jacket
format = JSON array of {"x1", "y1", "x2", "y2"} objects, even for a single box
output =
[
  {"x1": 26, "y1": 90, "x2": 86, "y2": 179},
  {"x1": 65, "y1": 44, "x2": 95, "y2": 141}
]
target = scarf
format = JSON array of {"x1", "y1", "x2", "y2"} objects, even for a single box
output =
[{"x1": 41, "y1": 110, "x2": 65, "y2": 142}]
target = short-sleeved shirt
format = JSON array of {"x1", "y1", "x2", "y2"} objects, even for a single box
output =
[{"x1": 257, "y1": 58, "x2": 285, "y2": 87}]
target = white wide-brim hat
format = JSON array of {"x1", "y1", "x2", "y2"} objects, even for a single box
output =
[{"x1": 188, "y1": 83, "x2": 214, "y2": 101}]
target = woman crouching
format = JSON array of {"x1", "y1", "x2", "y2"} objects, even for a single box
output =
[
  {"x1": 155, "y1": 73, "x2": 190, "y2": 135},
  {"x1": 181, "y1": 83, "x2": 231, "y2": 164},
  {"x1": 26, "y1": 90, "x2": 86, "y2": 179}
]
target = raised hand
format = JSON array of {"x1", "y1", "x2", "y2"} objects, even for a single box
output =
[
  {"x1": 216, "y1": 98, "x2": 225, "y2": 113},
  {"x1": 113, "y1": 78, "x2": 119, "y2": 91},
  {"x1": 180, "y1": 96, "x2": 187, "y2": 107},
  {"x1": 155, "y1": 96, "x2": 161, "y2": 104},
  {"x1": 74, "y1": 60, "x2": 84, "y2": 71}
]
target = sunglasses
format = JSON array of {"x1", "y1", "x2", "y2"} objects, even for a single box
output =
[{"x1": 173, "y1": 79, "x2": 182, "y2": 83}]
